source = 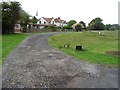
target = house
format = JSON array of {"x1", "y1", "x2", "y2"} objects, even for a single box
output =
[
  {"x1": 37, "y1": 17, "x2": 55, "y2": 25},
  {"x1": 37, "y1": 17, "x2": 67, "y2": 28},
  {"x1": 54, "y1": 17, "x2": 67, "y2": 27}
]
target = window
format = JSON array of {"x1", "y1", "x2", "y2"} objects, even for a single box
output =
[
  {"x1": 39, "y1": 21, "x2": 41, "y2": 24},
  {"x1": 52, "y1": 21, "x2": 54, "y2": 24},
  {"x1": 44, "y1": 22, "x2": 46, "y2": 24}
]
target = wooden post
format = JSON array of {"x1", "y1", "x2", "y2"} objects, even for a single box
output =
[{"x1": 76, "y1": 46, "x2": 82, "y2": 51}]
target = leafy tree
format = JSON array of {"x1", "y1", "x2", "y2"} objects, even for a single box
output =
[
  {"x1": 19, "y1": 10, "x2": 30, "y2": 32},
  {"x1": 79, "y1": 21, "x2": 86, "y2": 29},
  {"x1": 30, "y1": 16, "x2": 38, "y2": 24},
  {"x1": 113, "y1": 24, "x2": 120, "y2": 30},
  {"x1": 105, "y1": 24, "x2": 120, "y2": 30},
  {"x1": 75, "y1": 24, "x2": 83, "y2": 32},
  {"x1": 68, "y1": 20, "x2": 77, "y2": 27},
  {"x1": 88, "y1": 17, "x2": 105, "y2": 30},
  {"x1": 105, "y1": 24, "x2": 111, "y2": 30},
  {"x1": 2, "y1": 1, "x2": 21, "y2": 34}
]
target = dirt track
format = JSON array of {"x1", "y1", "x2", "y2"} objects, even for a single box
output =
[{"x1": 2, "y1": 32, "x2": 118, "y2": 88}]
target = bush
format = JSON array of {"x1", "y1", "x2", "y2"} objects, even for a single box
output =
[
  {"x1": 63, "y1": 26, "x2": 72, "y2": 29},
  {"x1": 46, "y1": 26, "x2": 62, "y2": 32},
  {"x1": 75, "y1": 24, "x2": 83, "y2": 31},
  {"x1": 46, "y1": 26, "x2": 57, "y2": 29}
]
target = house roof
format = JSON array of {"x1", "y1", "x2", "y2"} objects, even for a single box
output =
[
  {"x1": 39, "y1": 17, "x2": 66, "y2": 23},
  {"x1": 42, "y1": 17, "x2": 53, "y2": 23},
  {"x1": 54, "y1": 18, "x2": 66, "y2": 23}
]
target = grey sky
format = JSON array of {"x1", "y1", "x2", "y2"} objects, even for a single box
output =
[{"x1": 4, "y1": 0, "x2": 120, "y2": 25}]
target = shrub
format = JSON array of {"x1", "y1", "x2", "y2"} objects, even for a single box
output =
[
  {"x1": 75, "y1": 24, "x2": 83, "y2": 31},
  {"x1": 46, "y1": 26, "x2": 57, "y2": 29},
  {"x1": 63, "y1": 26, "x2": 72, "y2": 29}
]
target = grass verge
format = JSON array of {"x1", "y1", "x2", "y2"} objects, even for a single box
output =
[
  {"x1": 2, "y1": 33, "x2": 29, "y2": 64},
  {"x1": 49, "y1": 31, "x2": 118, "y2": 67}
]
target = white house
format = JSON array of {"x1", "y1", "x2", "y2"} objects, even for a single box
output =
[
  {"x1": 37, "y1": 17, "x2": 67, "y2": 27},
  {"x1": 54, "y1": 17, "x2": 67, "y2": 27},
  {"x1": 37, "y1": 17, "x2": 55, "y2": 25}
]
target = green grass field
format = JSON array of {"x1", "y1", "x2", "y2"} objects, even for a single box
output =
[
  {"x1": 49, "y1": 31, "x2": 118, "y2": 67},
  {"x1": 2, "y1": 34, "x2": 29, "y2": 64}
]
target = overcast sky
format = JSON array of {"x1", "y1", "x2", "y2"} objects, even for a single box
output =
[{"x1": 4, "y1": 0, "x2": 120, "y2": 25}]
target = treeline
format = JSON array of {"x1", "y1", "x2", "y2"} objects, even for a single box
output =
[
  {"x1": 64, "y1": 17, "x2": 120, "y2": 31},
  {"x1": 2, "y1": 1, "x2": 37, "y2": 34},
  {"x1": 105, "y1": 24, "x2": 120, "y2": 30}
]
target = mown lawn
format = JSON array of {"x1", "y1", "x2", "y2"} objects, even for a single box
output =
[
  {"x1": 2, "y1": 34, "x2": 29, "y2": 64},
  {"x1": 49, "y1": 31, "x2": 118, "y2": 67}
]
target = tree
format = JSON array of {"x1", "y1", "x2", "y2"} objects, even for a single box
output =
[
  {"x1": 30, "y1": 16, "x2": 38, "y2": 24},
  {"x1": 105, "y1": 24, "x2": 111, "y2": 30},
  {"x1": 88, "y1": 17, "x2": 105, "y2": 30},
  {"x1": 79, "y1": 21, "x2": 86, "y2": 29},
  {"x1": 105, "y1": 24, "x2": 120, "y2": 30},
  {"x1": 75, "y1": 24, "x2": 83, "y2": 32},
  {"x1": 68, "y1": 20, "x2": 77, "y2": 27},
  {"x1": 19, "y1": 10, "x2": 30, "y2": 32},
  {"x1": 2, "y1": 1, "x2": 22, "y2": 34}
]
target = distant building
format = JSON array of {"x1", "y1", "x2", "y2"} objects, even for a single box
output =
[
  {"x1": 54, "y1": 17, "x2": 67, "y2": 27},
  {"x1": 37, "y1": 17, "x2": 67, "y2": 28}
]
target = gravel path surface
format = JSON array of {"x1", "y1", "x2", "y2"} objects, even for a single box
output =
[{"x1": 2, "y1": 32, "x2": 118, "y2": 88}]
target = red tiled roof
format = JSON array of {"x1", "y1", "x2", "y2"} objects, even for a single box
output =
[
  {"x1": 38, "y1": 17, "x2": 66, "y2": 23},
  {"x1": 54, "y1": 18, "x2": 64, "y2": 23},
  {"x1": 42, "y1": 17, "x2": 53, "y2": 23}
]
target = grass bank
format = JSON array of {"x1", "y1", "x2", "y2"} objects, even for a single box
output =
[
  {"x1": 2, "y1": 34, "x2": 29, "y2": 64},
  {"x1": 49, "y1": 31, "x2": 118, "y2": 67}
]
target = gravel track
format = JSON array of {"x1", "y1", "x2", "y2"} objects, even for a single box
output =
[{"x1": 2, "y1": 32, "x2": 118, "y2": 88}]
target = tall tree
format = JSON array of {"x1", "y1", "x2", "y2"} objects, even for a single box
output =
[
  {"x1": 30, "y1": 16, "x2": 38, "y2": 24},
  {"x1": 88, "y1": 17, "x2": 105, "y2": 30},
  {"x1": 2, "y1": 1, "x2": 21, "y2": 34},
  {"x1": 75, "y1": 24, "x2": 83, "y2": 32},
  {"x1": 68, "y1": 20, "x2": 77, "y2": 27},
  {"x1": 19, "y1": 10, "x2": 30, "y2": 32},
  {"x1": 79, "y1": 21, "x2": 86, "y2": 29}
]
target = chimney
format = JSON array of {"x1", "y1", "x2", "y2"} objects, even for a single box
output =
[{"x1": 58, "y1": 17, "x2": 60, "y2": 19}]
